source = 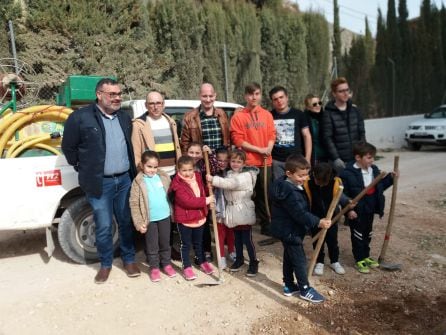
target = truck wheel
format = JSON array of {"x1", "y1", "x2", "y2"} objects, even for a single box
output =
[
  {"x1": 408, "y1": 142, "x2": 422, "y2": 151},
  {"x1": 57, "y1": 197, "x2": 119, "y2": 264}
]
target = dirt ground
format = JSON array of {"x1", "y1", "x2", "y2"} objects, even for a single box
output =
[{"x1": 0, "y1": 148, "x2": 445, "y2": 335}]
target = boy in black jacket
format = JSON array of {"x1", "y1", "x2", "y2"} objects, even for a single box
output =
[
  {"x1": 270, "y1": 154, "x2": 331, "y2": 303},
  {"x1": 341, "y1": 142, "x2": 395, "y2": 274}
]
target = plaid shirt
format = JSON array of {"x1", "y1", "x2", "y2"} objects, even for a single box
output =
[{"x1": 200, "y1": 109, "x2": 223, "y2": 150}]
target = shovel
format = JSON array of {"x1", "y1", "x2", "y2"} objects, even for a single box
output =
[
  {"x1": 378, "y1": 155, "x2": 402, "y2": 271},
  {"x1": 196, "y1": 150, "x2": 224, "y2": 286},
  {"x1": 258, "y1": 156, "x2": 279, "y2": 246}
]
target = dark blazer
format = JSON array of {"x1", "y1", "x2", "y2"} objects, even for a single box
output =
[
  {"x1": 321, "y1": 100, "x2": 366, "y2": 162},
  {"x1": 62, "y1": 103, "x2": 136, "y2": 197}
]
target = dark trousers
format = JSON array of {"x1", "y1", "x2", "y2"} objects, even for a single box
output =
[
  {"x1": 144, "y1": 217, "x2": 171, "y2": 269},
  {"x1": 311, "y1": 223, "x2": 340, "y2": 264},
  {"x1": 234, "y1": 228, "x2": 256, "y2": 262},
  {"x1": 202, "y1": 213, "x2": 212, "y2": 254},
  {"x1": 177, "y1": 223, "x2": 205, "y2": 268},
  {"x1": 254, "y1": 165, "x2": 272, "y2": 231},
  {"x1": 282, "y1": 235, "x2": 309, "y2": 290},
  {"x1": 349, "y1": 213, "x2": 374, "y2": 262}
]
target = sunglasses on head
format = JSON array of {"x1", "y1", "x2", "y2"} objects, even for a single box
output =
[{"x1": 312, "y1": 101, "x2": 322, "y2": 107}]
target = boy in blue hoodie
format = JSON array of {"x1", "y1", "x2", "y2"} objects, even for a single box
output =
[{"x1": 270, "y1": 154, "x2": 331, "y2": 303}]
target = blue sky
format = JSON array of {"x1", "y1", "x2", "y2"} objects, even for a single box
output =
[{"x1": 296, "y1": 0, "x2": 445, "y2": 35}]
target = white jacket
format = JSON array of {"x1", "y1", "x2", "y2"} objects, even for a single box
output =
[{"x1": 212, "y1": 167, "x2": 259, "y2": 228}]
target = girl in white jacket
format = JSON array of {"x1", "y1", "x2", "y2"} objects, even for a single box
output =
[{"x1": 207, "y1": 149, "x2": 259, "y2": 277}]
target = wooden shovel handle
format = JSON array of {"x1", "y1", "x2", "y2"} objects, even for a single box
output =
[{"x1": 308, "y1": 185, "x2": 344, "y2": 277}]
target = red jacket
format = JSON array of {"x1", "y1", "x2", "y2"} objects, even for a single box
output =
[{"x1": 168, "y1": 172, "x2": 208, "y2": 225}]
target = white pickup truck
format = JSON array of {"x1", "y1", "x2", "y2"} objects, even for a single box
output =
[{"x1": 0, "y1": 99, "x2": 241, "y2": 264}]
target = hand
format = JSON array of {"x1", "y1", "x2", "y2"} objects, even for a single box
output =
[
  {"x1": 348, "y1": 200, "x2": 357, "y2": 209},
  {"x1": 391, "y1": 169, "x2": 399, "y2": 178},
  {"x1": 202, "y1": 145, "x2": 211, "y2": 153},
  {"x1": 206, "y1": 174, "x2": 213, "y2": 182},
  {"x1": 318, "y1": 218, "x2": 331, "y2": 229},
  {"x1": 347, "y1": 210, "x2": 357, "y2": 220},
  {"x1": 333, "y1": 158, "x2": 345, "y2": 170},
  {"x1": 138, "y1": 226, "x2": 147, "y2": 234},
  {"x1": 206, "y1": 195, "x2": 215, "y2": 205}
]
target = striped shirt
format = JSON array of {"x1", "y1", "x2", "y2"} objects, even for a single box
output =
[{"x1": 148, "y1": 116, "x2": 176, "y2": 176}]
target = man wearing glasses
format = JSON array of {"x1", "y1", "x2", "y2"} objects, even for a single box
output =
[
  {"x1": 62, "y1": 78, "x2": 140, "y2": 283},
  {"x1": 269, "y1": 85, "x2": 312, "y2": 179},
  {"x1": 321, "y1": 77, "x2": 366, "y2": 175},
  {"x1": 131, "y1": 89, "x2": 181, "y2": 176}
]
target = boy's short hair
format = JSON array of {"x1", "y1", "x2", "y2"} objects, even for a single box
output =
[
  {"x1": 245, "y1": 82, "x2": 261, "y2": 94},
  {"x1": 312, "y1": 162, "x2": 333, "y2": 185},
  {"x1": 177, "y1": 155, "x2": 195, "y2": 169},
  {"x1": 268, "y1": 86, "x2": 288, "y2": 99},
  {"x1": 216, "y1": 147, "x2": 229, "y2": 156},
  {"x1": 330, "y1": 77, "x2": 348, "y2": 93},
  {"x1": 230, "y1": 149, "x2": 246, "y2": 162},
  {"x1": 187, "y1": 142, "x2": 202, "y2": 152},
  {"x1": 141, "y1": 150, "x2": 160, "y2": 164},
  {"x1": 353, "y1": 141, "x2": 377, "y2": 157},
  {"x1": 285, "y1": 154, "x2": 310, "y2": 173}
]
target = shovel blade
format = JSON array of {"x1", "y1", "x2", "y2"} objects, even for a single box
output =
[{"x1": 379, "y1": 261, "x2": 402, "y2": 271}]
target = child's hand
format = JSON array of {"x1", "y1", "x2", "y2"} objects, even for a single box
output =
[
  {"x1": 206, "y1": 174, "x2": 213, "y2": 182},
  {"x1": 138, "y1": 225, "x2": 147, "y2": 234},
  {"x1": 391, "y1": 169, "x2": 399, "y2": 178},
  {"x1": 347, "y1": 210, "x2": 357, "y2": 220},
  {"x1": 206, "y1": 195, "x2": 215, "y2": 205},
  {"x1": 202, "y1": 145, "x2": 211, "y2": 153},
  {"x1": 318, "y1": 218, "x2": 331, "y2": 229},
  {"x1": 348, "y1": 200, "x2": 357, "y2": 209}
]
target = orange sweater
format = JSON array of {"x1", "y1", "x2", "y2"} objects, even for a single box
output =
[{"x1": 230, "y1": 106, "x2": 276, "y2": 167}]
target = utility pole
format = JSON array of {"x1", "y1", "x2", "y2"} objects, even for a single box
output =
[
  {"x1": 223, "y1": 43, "x2": 229, "y2": 102},
  {"x1": 388, "y1": 57, "x2": 396, "y2": 116}
]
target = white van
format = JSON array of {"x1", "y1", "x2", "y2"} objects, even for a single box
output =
[{"x1": 121, "y1": 99, "x2": 242, "y2": 134}]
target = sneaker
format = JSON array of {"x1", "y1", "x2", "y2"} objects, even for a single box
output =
[
  {"x1": 246, "y1": 259, "x2": 259, "y2": 277},
  {"x1": 228, "y1": 252, "x2": 236, "y2": 262},
  {"x1": 163, "y1": 264, "x2": 177, "y2": 278},
  {"x1": 283, "y1": 283, "x2": 300, "y2": 297},
  {"x1": 329, "y1": 262, "x2": 346, "y2": 275},
  {"x1": 299, "y1": 286, "x2": 325, "y2": 303},
  {"x1": 313, "y1": 263, "x2": 324, "y2": 276},
  {"x1": 149, "y1": 268, "x2": 161, "y2": 282},
  {"x1": 183, "y1": 267, "x2": 197, "y2": 280},
  {"x1": 219, "y1": 257, "x2": 227, "y2": 270},
  {"x1": 200, "y1": 261, "x2": 214, "y2": 275},
  {"x1": 364, "y1": 257, "x2": 380, "y2": 268},
  {"x1": 355, "y1": 260, "x2": 370, "y2": 274},
  {"x1": 229, "y1": 258, "x2": 245, "y2": 272}
]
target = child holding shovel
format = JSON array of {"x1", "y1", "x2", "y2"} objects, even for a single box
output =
[
  {"x1": 270, "y1": 154, "x2": 330, "y2": 303},
  {"x1": 340, "y1": 142, "x2": 396, "y2": 274},
  {"x1": 207, "y1": 149, "x2": 260, "y2": 276}
]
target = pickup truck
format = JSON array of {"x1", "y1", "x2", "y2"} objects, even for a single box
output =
[{"x1": 0, "y1": 81, "x2": 241, "y2": 264}]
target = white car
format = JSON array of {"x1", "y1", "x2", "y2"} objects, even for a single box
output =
[{"x1": 405, "y1": 105, "x2": 446, "y2": 150}]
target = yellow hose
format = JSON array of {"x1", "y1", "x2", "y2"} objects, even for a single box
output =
[
  {"x1": 9, "y1": 133, "x2": 60, "y2": 158},
  {"x1": 34, "y1": 143, "x2": 60, "y2": 156},
  {"x1": 0, "y1": 112, "x2": 68, "y2": 156},
  {"x1": 6, "y1": 134, "x2": 44, "y2": 158}
]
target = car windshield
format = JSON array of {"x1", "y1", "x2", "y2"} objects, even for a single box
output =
[{"x1": 429, "y1": 107, "x2": 446, "y2": 118}]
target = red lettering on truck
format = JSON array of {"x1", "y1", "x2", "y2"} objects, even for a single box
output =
[{"x1": 36, "y1": 170, "x2": 62, "y2": 187}]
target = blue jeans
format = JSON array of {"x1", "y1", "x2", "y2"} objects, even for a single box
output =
[{"x1": 87, "y1": 172, "x2": 135, "y2": 268}]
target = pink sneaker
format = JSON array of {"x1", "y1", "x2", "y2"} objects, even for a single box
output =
[
  {"x1": 183, "y1": 267, "x2": 197, "y2": 281},
  {"x1": 200, "y1": 261, "x2": 214, "y2": 275},
  {"x1": 163, "y1": 264, "x2": 177, "y2": 278},
  {"x1": 149, "y1": 268, "x2": 161, "y2": 282}
]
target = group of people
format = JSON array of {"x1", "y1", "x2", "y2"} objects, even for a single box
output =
[{"x1": 61, "y1": 77, "x2": 396, "y2": 304}]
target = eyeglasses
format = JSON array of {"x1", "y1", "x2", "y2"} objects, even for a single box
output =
[
  {"x1": 99, "y1": 91, "x2": 122, "y2": 98},
  {"x1": 312, "y1": 101, "x2": 322, "y2": 107},
  {"x1": 337, "y1": 88, "x2": 351, "y2": 94},
  {"x1": 148, "y1": 101, "x2": 163, "y2": 107}
]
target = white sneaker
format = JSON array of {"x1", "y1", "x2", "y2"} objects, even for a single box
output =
[
  {"x1": 219, "y1": 257, "x2": 227, "y2": 270},
  {"x1": 313, "y1": 263, "x2": 324, "y2": 276},
  {"x1": 330, "y1": 262, "x2": 346, "y2": 275}
]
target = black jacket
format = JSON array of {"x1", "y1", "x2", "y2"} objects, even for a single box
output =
[
  {"x1": 340, "y1": 162, "x2": 393, "y2": 217},
  {"x1": 62, "y1": 103, "x2": 136, "y2": 197},
  {"x1": 321, "y1": 100, "x2": 366, "y2": 162},
  {"x1": 269, "y1": 176, "x2": 320, "y2": 241}
]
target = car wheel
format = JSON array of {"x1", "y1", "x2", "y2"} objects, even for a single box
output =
[
  {"x1": 57, "y1": 197, "x2": 119, "y2": 264},
  {"x1": 408, "y1": 142, "x2": 422, "y2": 151}
]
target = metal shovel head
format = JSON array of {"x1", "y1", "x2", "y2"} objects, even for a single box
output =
[
  {"x1": 195, "y1": 278, "x2": 224, "y2": 287},
  {"x1": 379, "y1": 261, "x2": 402, "y2": 271}
]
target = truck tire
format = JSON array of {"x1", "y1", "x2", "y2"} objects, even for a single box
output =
[{"x1": 57, "y1": 197, "x2": 119, "y2": 264}]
